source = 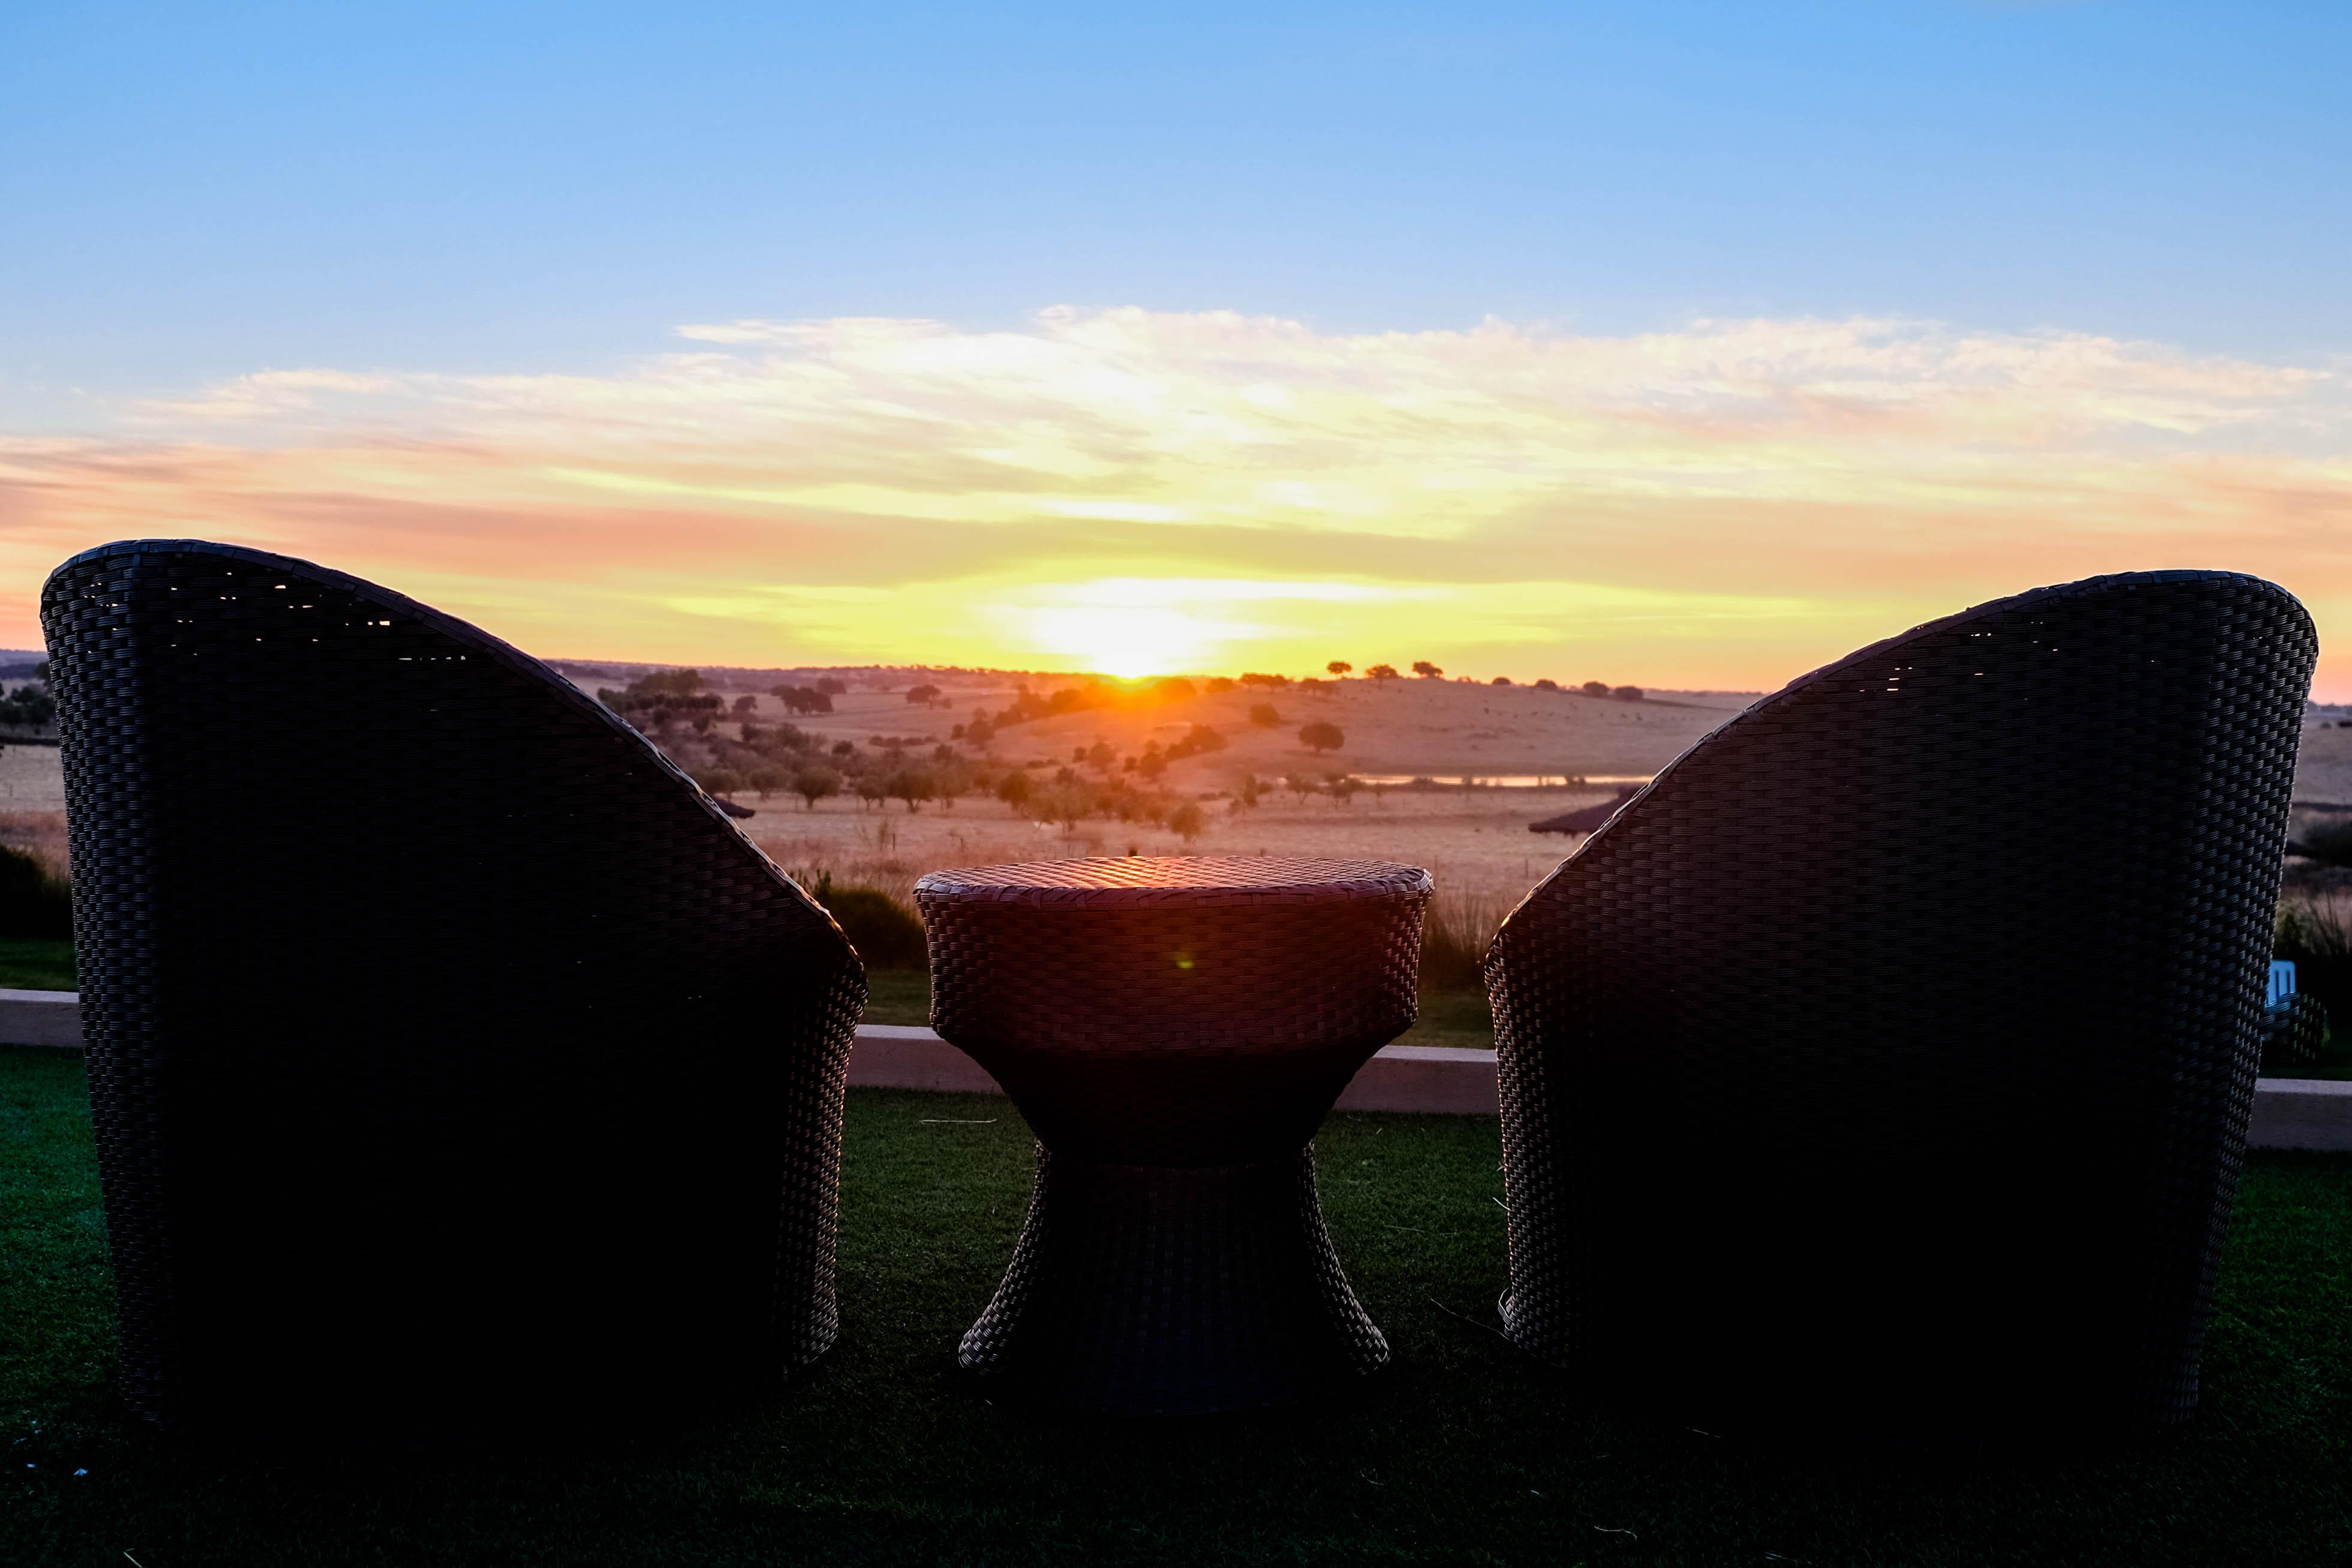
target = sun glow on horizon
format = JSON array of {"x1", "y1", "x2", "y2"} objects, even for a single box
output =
[{"x1": 2, "y1": 307, "x2": 2347, "y2": 698}]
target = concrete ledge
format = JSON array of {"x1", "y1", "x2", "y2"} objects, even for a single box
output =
[
  {"x1": 0, "y1": 988, "x2": 80, "y2": 1049},
  {"x1": 1334, "y1": 1043, "x2": 1499, "y2": 1116},
  {"x1": 2246, "y1": 1077, "x2": 2352, "y2": 1153},
  {"x1": 0, "y1": 988, "x2": 2338, "y2": 1138},
  {"x1": 840, "y1": 1028, "x2": 1502, "y2": 1116},
  {"x1": 849, "y1": 1024, "x2": 1003, "y2": 1095}
]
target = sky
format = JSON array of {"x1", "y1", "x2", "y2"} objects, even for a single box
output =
[{"x1": 2, "y1": 1, "x2": 2347, "y2": 695}]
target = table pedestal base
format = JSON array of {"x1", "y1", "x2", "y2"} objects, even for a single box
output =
[{"x1": 959, "y1": 1145, "x2": 1389, "y2": 1415}]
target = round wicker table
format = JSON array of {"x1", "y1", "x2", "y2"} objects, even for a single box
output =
[{"x1": 913, "y1": 855, "x2": 1433, "y2": 1415}]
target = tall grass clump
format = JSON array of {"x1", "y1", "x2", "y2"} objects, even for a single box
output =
[
  {"x1": 805, "y1": 871, "x2": 928, "y2": 969},
  {"x1": 1421, "y1": 892, "x2": 1505, "y2": 994},
  {"x1": 2276, "y1": 897, "x2": 2350, "y2": 1028},
  {"x1": 0, "y1": 845, "x2": 71, "y2": 939}
]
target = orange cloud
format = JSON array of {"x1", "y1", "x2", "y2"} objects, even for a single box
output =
[{"x1": 2, "y1": 309, "x2": 2345, "y2": 694}]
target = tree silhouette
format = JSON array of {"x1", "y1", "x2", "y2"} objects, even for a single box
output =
[
  {"x1": 1365, "y1": 664, "x2": 1398, "y2": 683},
  {"x1": 1412, "y1": 661, "x2": 1442, "y2": 679},
  {"x1": 1298, "y1": 721, "x2": 1344, "y2": 754},
  {"x1": 1326, "y1": 661, "x2": 1353, "y2": 677},
  {"x1": 792, "y1": 765, "x2": 842, "y2": 810}
]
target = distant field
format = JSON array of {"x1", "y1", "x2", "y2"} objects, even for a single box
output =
[{"x1": 750, "y1": 784, "x2": 1597, "y2": 929}]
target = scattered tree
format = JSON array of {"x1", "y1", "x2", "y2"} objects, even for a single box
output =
[
  {"x1": 1581, "y1": 680, "x2": 1611, "y2": 698},
  {"x1": 831, "y1": 739, "x2": 856, "y2": 758},
  {"x1": 1412, "y1": 661, "x2": 1443, "y2": 679},
  {"x1": 600, "y1": 668, "x2": 723, "y2": 731},
  {"x1": 996, "y1": 770, "x2": 1033, "y2": 810},
  {"x1": 814, "y1": 677, "x2": 847, "y2": 695},
  {"x1": 1365, "y1": 664, "x2": 1398, "y2": 683},
  {"x1": 1327, "y1": 661, "x2": 1353, "y2": 677},
  {"x1": 748, "y1": 763, "x2": 788, "y2": 799},
  {"x1": 694, "y1": 766, "x2": 747, "y2": 797},
  {"x1": 905, "y1": 683, "x2": 942, "y2": 705},
  {"x1": 1326, "y1": 773, "x2": 1361, "y2": 806},
  {"x1": 1284, "y1": 772, "x2": 1315, "y2": 803},
  {"x1": 1533, "y1": 678, "x2": 1559, "y2": 691},
  {"x1": 855, "y1": 773, "x2": 888, "y2": 810},
  {"x1": 1249, "y1": 703, "x2": 1281, "y2": 728},
  {"x1": 733, "y1": 694, "x2": 758, "y2": 715},
  {"x1": 771, "y1": 684, "x2": 835, "y2": 715},
  {"x1": 1168, "y1": 801, "x2": 1205, "y2": 843},
  {"x1": 0, "y1": 683, "x2": 55, "y2": 728},
  {"x1": 886, "y1": 767, "x2": 938, "y2": 813},
  {"x1": 792, "y1": 765, "x2": 843, "y2": 810},
  {"x1": 1613, "y1": 685, "x2": 1644, "y2": 703},
  {"x1": 1298, "y1": 721, "x2": 1345, "y2": 754},
  {"x1": 1490, "y1": 676, "x2": 1512, "y2": 686},
  {"x1": 1205, "y1": 676, "x2": 1237, "y2": 694}
]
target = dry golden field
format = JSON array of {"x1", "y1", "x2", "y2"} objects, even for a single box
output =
[{"x1": 0, "y1": 675, "x2": 2343, "y2": 925}]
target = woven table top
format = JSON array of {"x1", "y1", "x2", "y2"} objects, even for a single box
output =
[{"x1": 913, "y1": 855, "x2": 1432, "y2": 911}]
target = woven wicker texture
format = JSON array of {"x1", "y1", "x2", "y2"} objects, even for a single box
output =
[
  {"x1": 43, "y1": 539, "x2": 865, "y2": 1438},
  {"x1": 1484, "y1": 571, "x2": 2315, "y2": 1438},
  {"x1": 916, "y1": 855, "x2": 1428, "y2": 1413},
  {"x1": 2261, "y1": 994, "x2": 2329, "y2": 1073}
]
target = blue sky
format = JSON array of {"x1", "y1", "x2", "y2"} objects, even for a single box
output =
[{"x1": 5, "y1": 1, "x2": 2346, "y2": 414}]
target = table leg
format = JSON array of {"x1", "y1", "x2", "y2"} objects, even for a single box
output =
[{"x1": 959, "y1": 1143, "x2": 1389, "y2": 1414}]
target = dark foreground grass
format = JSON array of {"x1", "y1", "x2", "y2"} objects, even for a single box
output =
[{"x1": 4, "y1": 1047, "x2": 2349, "y2": 1566}]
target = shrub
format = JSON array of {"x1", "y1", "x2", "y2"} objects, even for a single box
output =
[
  {"x1": 1420, "y1": 895, "x2": 1502, "y2": 994},
  {"x1": 0, "y1": 846, "x2": 71, "y2": 940},
  {"x1": 809, "y1": 875, "x2": 928, "y2": 969},
  {"x1": 1249, "y1": 703, "x2": 1281, "y2": 728},
  {"x1": 2299, "y1": 818, "x2": 2352, "y2": 867},
  {"x1": 2278, "y1": 898, "x2": 2350, "y2": 1036}
]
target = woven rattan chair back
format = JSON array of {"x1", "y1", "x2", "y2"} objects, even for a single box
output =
[
  {"x1": 1484, "y1": 570, "x2": 2315, "y2": 1437},
  {"x1": 43, "y1": 540, "x2": 865, "y2": 1437}
]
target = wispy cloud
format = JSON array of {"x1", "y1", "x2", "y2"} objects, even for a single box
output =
[{"x1": 3, "y1": 308, "x2": 2345, "y2": 691}]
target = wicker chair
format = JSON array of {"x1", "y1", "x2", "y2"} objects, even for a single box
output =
[
  {"x1": 42, "y1": 540, "x2": 865, "y2": 1438},
  {"x1": 1484, "y1": 571, "x2": 2315, "y2": 1438}
]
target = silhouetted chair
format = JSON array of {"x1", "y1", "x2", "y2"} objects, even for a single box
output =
[
  {"x1": 43, "y1": 539, "x2": 865, "y2": 1438},
  {"x1": 1484, "y1": 571, "x2": 2315, "y2": 1439}
]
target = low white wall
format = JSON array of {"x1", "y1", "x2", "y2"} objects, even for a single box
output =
[{"x1": 5, "y1": 991, "x2": 2345, "y2": 1144}]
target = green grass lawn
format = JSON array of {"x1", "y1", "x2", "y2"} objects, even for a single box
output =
[
  {"x1": 0, "y1": 939, "x2": 75, "y2": 992},
  {"x1": 862, "y1": 967, "x2": 1497, "y2": 1047},
  {"x1": 4, "y1": 1046, "x2": 2350, "y2": 1566}
]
